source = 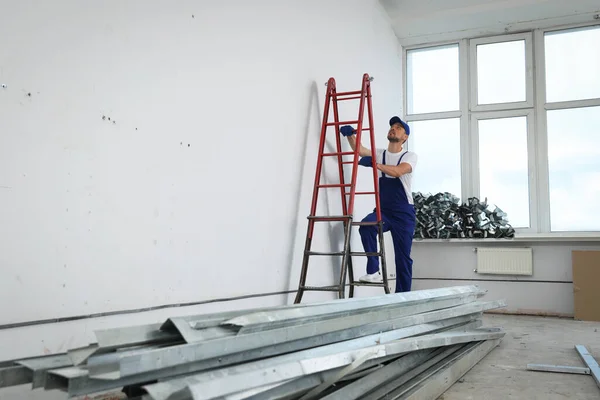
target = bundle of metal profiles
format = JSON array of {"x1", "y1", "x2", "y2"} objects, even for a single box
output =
[{"x1": 0, "y1": 285, "x2": 508, "y2": 400}]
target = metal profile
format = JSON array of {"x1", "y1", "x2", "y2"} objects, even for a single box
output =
[
  {"x1": 358, "y1": 344, "x2": 473, "y2": 400},
  {"x1": 168, "y1": 286, "x2": 483, "y2": 340},
  {"x1": 0, "y1": 365, "x2": 33, "y2": 388},
  {"x1": 227, "y1": 286, "x2": 483, "y2": 327},
  {"x1": 526, "y1": 363, "x2": 591, "y2": 375},
  {"x1": 151, "y1": 319, "x2": 486, "y2": 400},
  {"x1": 47, "y1": 315, "x2": 478, "y2": 398},
  {"x1": 15, "y1": 354, "x2": 72, "y2": 389},
  {"x1": 140, "y1": 316, "x2": 487, "y2": 400},
  {"x1": 88, "y1": 299, "x2": 504, "y2": 380},
  {"x1": 398, "y1": 339, "x2": 501, "y2": 399},
  {"x1": 232, "y1": 292, "x2": 481, "y2": 335},
  {"x1": 160, "y1": 330, "x2": 504, "y2": 400},
  {"x1": 1, "y1": 286, "x2": 506, "y2": 400},
  {"x1": 575, "y1": 345, "x2": 600, "y2": 389},
  {"x1": 318, "y1": 348, "x2": 443, "y2": 400}
]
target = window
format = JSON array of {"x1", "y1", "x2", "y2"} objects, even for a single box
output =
[
  {"x1": 470, "y1": 33, "x2": 533, "y2": 111},
  {"x1": 544, "y1": 25, "x2": 600, "y2": 232},
  {"x1": 403, "y1": 23, "x2": 600, "y2": 235},
  {"x1": 404, "y1": 44, "x2": 463, "y2": 201},
  {"x1": 409, "y1": 118, "x2": 461, "y2": 198},
  {"x1": 406, "y1": 44, "x2": 459, "y2": 114},
  {"x1": 476, "y1": 40, "x2": 526, "y2": 105},
  {"x1": 547, "y1": 107, "x2": 600, "y2": 232},
  {"x1": 475, "y1": 114, "x2": 531, "y2": 229},
  {"x1": 545, "y1": 27, "x2": 600, "y2": 102}
]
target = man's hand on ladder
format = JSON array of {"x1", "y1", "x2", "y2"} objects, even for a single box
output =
[
  {"x1": 340, "y1": 125, "x2": 356, "y2": 136},
  {"x1": 341, "y1": 125, "x2": 372, "y2": 159}
]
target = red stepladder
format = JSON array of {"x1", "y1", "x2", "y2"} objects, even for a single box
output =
[{"x1": 294, "y1": 73, "x2": 390, "y2": 304}]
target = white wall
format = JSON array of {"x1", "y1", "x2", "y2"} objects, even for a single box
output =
[{"x1": 0, "y1": 0, "x2": 403, "y2": 362}]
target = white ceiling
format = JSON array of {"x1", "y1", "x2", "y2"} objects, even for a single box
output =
[{"x1": 379, "y1": 0, "x2": 600, "y2": 45}]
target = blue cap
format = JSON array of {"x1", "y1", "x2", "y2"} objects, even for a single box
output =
[{"x1": 389, "y1": 116, "x2": 410, "y2": 135}]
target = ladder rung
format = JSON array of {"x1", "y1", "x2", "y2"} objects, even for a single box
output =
[
  {"x1": 301, "y1": 285, "x2": 342, "y2": 292},
  {"x1": 342, "y1": 161, "x2": 355, "y2": 164},
  {"x1": 307, "y1": 251, "x2": 345, "y2": 256},
  {"x1": 350, "y1": 191, "x2": 376, "y2": 195},
  {"x1": 325, "y1": 120, "x2": 360, "y2": 126},
  {"x1": 351, "y1": 221, "x2": 381, "y2": 226},
  {"x1": 322, "y1": 151, "x2": 355, "y2": 157},
  {"x1": 351, "y1": 282, "x2": 387, "y2": 287},
  {"x1": 305, "y1": 251, "x2": 383, "y2": 257},
  {"x1": 308, "y1": 215, "x2": 352, "y2": 221},
  {"x1": 336, "y1": 95, "x2": 362, "y2": 101},
  {"x1": 333, "y1": 91, "x2": 362, "y2": 97},
  {"x1": 350, "y1": 251, "x2": 382, "y2": 257},
  {"x1": 317, "y1": 184, "x2": 352, "y2": 188}
]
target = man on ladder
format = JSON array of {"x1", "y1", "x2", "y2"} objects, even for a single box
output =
[{"x1": 340, "y1": 116, "x2": 417, "y2": 293}]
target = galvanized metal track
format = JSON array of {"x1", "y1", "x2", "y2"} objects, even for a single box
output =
[{"x1": 0, "y1": 286, "x2": 506, "y2": 400}]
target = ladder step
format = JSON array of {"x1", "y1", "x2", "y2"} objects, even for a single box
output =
[
  {"x1": 350, "y1": 252, "x2": 383, "y2": 257},
  {"x1": 336, "y1": 95, "x2": 362, "y2": 101},
  {"x1": 325, "y1": 120, "x2": 360, "y2": 126},
  {"x1": 322, "y1": 151, "x2": 355, "y2": 157},
  {"x1": 351, "y1": 281, "x2": 387, "y2": 287},
  {"x1": 333, "y1": 91, "x2": 362, "y2": 97},
  {"x1": 301, "y1": 285, "x2": 342, "y2": 292},
  {"x1": 308, "y1": 215, "x2": 352, "y2": 221},
  {"x1": 305, "y1": 251, "x2": 382, "y2": 257},
  {"x1": 350, "y1": 191, "x2": 376, "y2": 195},
  {"x1": 317, "y1": 184, "x2": 352, "y2": 188},
  {"x1": 351, "y1": 220, "x2": 381, "y2": 226},
  {"x1": 306, "y1": 251, "x2": 345, "y2": 256}
]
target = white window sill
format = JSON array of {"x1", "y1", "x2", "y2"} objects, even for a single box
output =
[{"x1": 413, "y1": 232, "x2": 600, "y2": 243}]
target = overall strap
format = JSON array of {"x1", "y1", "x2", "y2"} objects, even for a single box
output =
[
  {"x1": 397, "y1": 151, "x2": 407, "y2": 165},
  {"x1": 382, "y1": 150, "x2": 408, "y2": 179}
]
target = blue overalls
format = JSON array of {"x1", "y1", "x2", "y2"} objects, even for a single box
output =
[{"x1": 359, "y1": 151, "x2": 416, "y2": 293}]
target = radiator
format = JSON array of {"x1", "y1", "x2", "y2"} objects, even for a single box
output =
[{"x1": 475, "y1": 247, "x2": 533, "y2": 275}]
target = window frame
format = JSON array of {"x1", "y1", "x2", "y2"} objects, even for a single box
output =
[
  {"x1": 470, "y1": 109, "x2": 537, "y2": 234},
  {"x1": 402, "y1": 21, "x2": 600, "y2": 236},
  {"x1": 403, "y1": 42, "x2": 462, "y2": 119},
  {"x1": 469, "y1": 32, "x2": 534, "y2": 112}
]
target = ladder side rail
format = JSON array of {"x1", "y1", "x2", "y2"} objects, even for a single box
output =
[
  {"x1": 307, "y1": 78, "x2": 336, "y2": 239},
  {"x1": 332, "y1": 84, "x2": 352, "y2": 299},
  {"x1": 346, "y1": 75, "x2": 369, "y2": 217},
  {"x1": 331, "y1": 87, "x2": 349, "y2": 217},
  {"x1": 365, "y1": 76, "x2": 382, "y2": 223}
]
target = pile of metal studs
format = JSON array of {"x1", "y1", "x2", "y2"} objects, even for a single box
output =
[
  {"x1": 0, "y1": 286, "x2": 506, "y2": 400},
  {"x1": 412, "y1": 192, "x2": 516, "y2": 240}
]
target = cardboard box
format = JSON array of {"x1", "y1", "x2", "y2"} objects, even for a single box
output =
[{"x1": 572, "y1": 250, "x2": 600, "y2": 322}]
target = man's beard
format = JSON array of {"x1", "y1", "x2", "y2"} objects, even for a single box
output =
[{"x1": 388, "y1": 136, "x2": 401, "y2": 143}]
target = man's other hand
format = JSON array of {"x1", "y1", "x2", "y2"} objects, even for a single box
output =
[{"x1": 358, "y1": 156, "x2": 372, "y2": 167}]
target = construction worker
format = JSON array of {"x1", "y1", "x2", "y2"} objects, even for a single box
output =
[{"x1": 340, "y1": 116, "x2": 417, "y2": 293}]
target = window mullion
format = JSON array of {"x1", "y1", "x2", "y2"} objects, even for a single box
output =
[
  {"x1": 402, "y1": 45, "x2": 409, "y2": 118},
  {"x1": 525, "y1": 109, "x2": 538, "y2": 233},
  {"x1": 533, "y1": 28, "x2": 551, "y2": 233},
  {"x1": 460, "y1": 38, "x2": 473, "y2": 201},
  {"x1": 469, "y1": 112, "x2": 480, "y2": 201}
]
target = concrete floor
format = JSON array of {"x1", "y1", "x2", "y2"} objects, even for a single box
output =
[
  {"x1": 2, "y1": 314, "x2": 599, "y2": 400},
  {"x1": 442, "y1": 313, "x2": 600, "y2": 400}
]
